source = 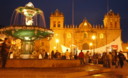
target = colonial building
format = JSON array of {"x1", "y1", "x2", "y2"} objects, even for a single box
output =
[{"x1": 49, "y1": 9, "x2": 122, "y2": 53}]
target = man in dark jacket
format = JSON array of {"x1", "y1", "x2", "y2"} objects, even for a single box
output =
[{"x1": 1, "y1": 38, "x2": 9, "y2": 68}]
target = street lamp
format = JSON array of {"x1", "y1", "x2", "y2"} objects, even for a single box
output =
[
  {"x1": 92, "y1": 35, "x2": 96, "y2": 53},
  {"x1": 55, "y1": 39, "x2": 59, "y2": 50},
  {"x1": 54, "y1": 46, "x2": 56, "y2": 50},
  {"x1": 126, "y1": 47, "x2": 128, "y2": 52},
  {"x1": 92, "y1": 35, "x2": 96, "y2": 40},
  {"x1": 89, "y1": 42, "x2": 93, "y2": 52}
]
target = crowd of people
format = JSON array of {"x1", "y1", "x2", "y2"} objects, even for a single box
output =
[
  {"x1": 38, "y1": 49, "x2": 127, "y2": 69},
  {"x1": 78, "y1": 50, "x2": 127, "y2": 68}
]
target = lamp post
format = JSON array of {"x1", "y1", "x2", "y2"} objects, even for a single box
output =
[
  {"x1": 92, "y1": 35, "x2": 96, "y2": 54},
  {"x1": 55, "y1": 39, "x2": 59, "y2": 50},
  {"x1": 89, "y1": 42, "x2": 93, "y2": 53}
]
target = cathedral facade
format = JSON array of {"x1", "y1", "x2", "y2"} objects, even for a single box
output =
[{"x1": 49, "y1": 9, "x2": 122, "y2": 53}]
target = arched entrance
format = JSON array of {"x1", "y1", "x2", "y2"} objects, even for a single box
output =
[{"x1": 82, "y1": 43, "x2": 89, "y2": 50}]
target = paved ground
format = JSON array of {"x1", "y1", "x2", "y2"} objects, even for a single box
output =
[
  {"x1": 111, "y1": 61, "x2": 128, "y2": 76},
  {"x1": 0, "y1": 64, "x2": 111, "y2": 78},
  {"x1": 0, "y1": 62, "x2": 128, "y2": 78}
]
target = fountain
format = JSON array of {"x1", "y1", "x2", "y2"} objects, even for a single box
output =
[{"x1": 0, "y1": 2, "x2": 53, "y2": 59}]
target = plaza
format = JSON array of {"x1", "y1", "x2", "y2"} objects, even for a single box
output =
[{"x1": 0, "y1": 1, "x2": 128, "y2": 78}]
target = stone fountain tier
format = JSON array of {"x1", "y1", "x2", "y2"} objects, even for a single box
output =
[
  {"x1": 0, "y1": 26, "x2": 53, "y2": 59},
  {"x1": 0, "y1": 26, "x2": 53, "y2": 41}
]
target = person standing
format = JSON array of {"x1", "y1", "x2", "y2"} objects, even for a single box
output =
[
  {"x1": 51, "y1": 50, "x2": 54, "y2": 59},
  {"x1": 118, "y1": 51, "x2": 126, "y2": 68},
  {"x1": 84, "y1": 51, "x2": 90, "y2": 64},
  {"x1": 108, "y1": 52, "x2": 113, "y2": 68},
  {"x1": 65, "y1": 49, "x2": 70, "y2": 59},
  {"x1": 1, "y1": 38, "x2": 10, "y2": 68},
  {"x1": 78, "y1": 50, "x2": 85, "y2": 65}
]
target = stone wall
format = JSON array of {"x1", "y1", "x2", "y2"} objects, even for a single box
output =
[{"x1": 6, "y1": 59, "x2": 80, "y2": 68}]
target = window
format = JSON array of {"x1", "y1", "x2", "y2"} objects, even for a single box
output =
[
  {"x1": 53, "y1": 21, "x2": 56, "y2": 27},
  {"x1": 67, "y1": 33, "x2": 71, "y2": 38},
  {"x1": 53, "y1": 24, "x2": 56, "y2": 27},
  {"x1": 84, "y1": 32, "x2": 88, "y2": 38},
  {"x1": 58, "y1": 24, "x2": 60, "y2": 27},
  {"x1": 58, "y1": 21, "x2": 60, "y2": 27},
  {"x1": 110, "y1": 22, "x2": 112, "y2": 27},
  {"x1": 100, "y1": 33, "x2": 104, "y2": 39}
]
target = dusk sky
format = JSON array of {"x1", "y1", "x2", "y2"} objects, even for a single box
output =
[{"x1": 0, "y1": 0, "x2": 128, "y2": 42}]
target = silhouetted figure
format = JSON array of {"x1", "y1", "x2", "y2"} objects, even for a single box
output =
[
  {"x1": 118, "y1": 51, "x2": 126, "y2": 68},
  {"x1": 1, "y1": 38, "x2": 9, "y2": 68},
  {"x1": 78, "y1": 50, "x2": 85, "y2": 65},
  {"x1": 44, "y1": 51, "x2": 48, "y2": 59},
  {"x1": 51, "y1": 50, "x2": 54, "y2": 59},
  {"x1": 54, "y1": 50, "x2": 61, "y2": 59},
  {"x1": 65, "y1": 49, "x2": 70, "y2": 59}
]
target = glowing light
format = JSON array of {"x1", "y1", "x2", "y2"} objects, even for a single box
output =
[
  {"x1": 93, "y1": 74, "x2": 103, "y2": 77},
  {"x1": 25, "y1": 2, "x2": 34, "y2": 8},
  {"x1": 11, "y1": 41, "x2": 15, "y2": 45},
  {"x1": 26, "y1": 19, "x2": 33, "y2": 25},
  {"x1": 89, "y1": 42, "x2": 93, "y2": 46},
  {"x1": 56, "y1": 39, "x2": 59, "y2": 43},
  {"x1": 100, "y1": 33, "x2": 104, "y2": 39},
  {"x1": 24, "y1": 37, "x2": 30, "y2": 40},
  {"x1": 55, "y1": 34, "x2": 58, "y2": 36},
  {"x1": 126, "y1": 47, "x2": 128, "y2": 50},
  {"x1": 84, "y1": 22, "x2": 87, "y2": 26},
  {"x1": 92, "y1": 35, "x2": 96, "y2": 40},
  {"x1": 54, "y1": 46, "x2": 56, "y2": 49}
]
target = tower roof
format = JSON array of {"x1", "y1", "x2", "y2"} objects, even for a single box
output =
[
  {"x1": 105, "y1": 9, "x2": 119, "y2": 17},
  {"x1": 50, "y1": 9, "x2": 64, "y2": 17}
]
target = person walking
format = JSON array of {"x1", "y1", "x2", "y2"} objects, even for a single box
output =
[{"x1": 78, "y1": 50, "x2": 85, "y2": 65}]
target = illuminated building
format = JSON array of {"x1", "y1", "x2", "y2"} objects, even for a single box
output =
[{"x1": 49, "y1": 9, "x2": 122, "y2": 53}]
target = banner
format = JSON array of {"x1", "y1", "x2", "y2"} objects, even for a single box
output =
[{"x1": 111, "y1": 45, "x2": 118, "y2": 50}]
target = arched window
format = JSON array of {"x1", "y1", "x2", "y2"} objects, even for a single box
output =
[
  {"x1": 100, "y1": 33, "x2": 104, "y2": 39},
  {"x1": 66, "y1": 33, "x2": 71, "y2": 38},
  {"x1": 84, "y1": 32, "x2": 88, "y2": 38},
  {"x1": 53, "y1": 21, "x2": 56, "y2": 27}
]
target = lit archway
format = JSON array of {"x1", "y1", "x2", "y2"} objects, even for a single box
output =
[{"x1": 82, "y1": 43, "x2": 89, "y2": 50}]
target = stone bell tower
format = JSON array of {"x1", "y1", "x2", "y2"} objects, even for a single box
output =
[
  {"x1": 103, "y1": 10, "x2": 120, "y2": 29},
  {"x1": 50, "y1": 9, "x2": 64, "y2": 29}
]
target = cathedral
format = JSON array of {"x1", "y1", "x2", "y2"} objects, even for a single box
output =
[{"x1": 48, "y1": 9, "x2": 122, "y2": 53}]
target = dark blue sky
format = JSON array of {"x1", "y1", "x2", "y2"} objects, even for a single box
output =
[{"x1": 0, "y1": 0, "x2": 128, "y2": 42}]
